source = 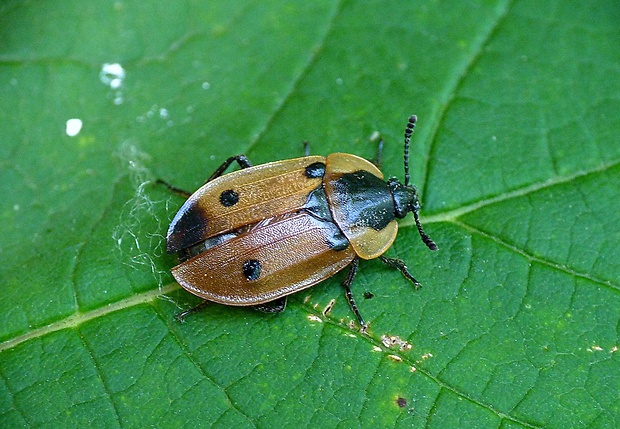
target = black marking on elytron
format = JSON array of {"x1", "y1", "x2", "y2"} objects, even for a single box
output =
[
  {"x1": 305, "y1": 161, "x2": 326, "y2": 179},
  {"x1": 326, "y1": 227, "x2": 349, "y2": 251},
  {"x1": 304, "y1": 185, "x2": 332, "y2": 221},
  {"x1": 332, "y1": 170, "x2": 396, "y2": 231},
  {"x1": 304, "y1": 185, "x2": 351, "y2": 251},
  {"x1": 167, "y1": 205, "x2": 210, "y2": 254},
  {"x1": 243, "y1": 259, "x2": 262, "y2": 281},
  {"x1": 220, "y1": 189, "x2": 239, "y2": 207}
]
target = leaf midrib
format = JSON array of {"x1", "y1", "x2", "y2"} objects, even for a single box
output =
[{"x1": 0, "y1": 278, "x2": 544, "y2": 428}]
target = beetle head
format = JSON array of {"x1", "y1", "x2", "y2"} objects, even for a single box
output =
[
  {"x1": 387, "y1": 178, "x2": 437, "y2": 251},
  {"x1": 387, "y1": 178, "x2": 419, "y2": 219}
]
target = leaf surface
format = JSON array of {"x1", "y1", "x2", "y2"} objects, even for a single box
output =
[{"x1": 1, "y1": 1, "x2": 619, "y2": 428}]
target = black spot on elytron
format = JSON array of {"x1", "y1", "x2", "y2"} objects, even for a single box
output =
[
  {"x1": 305, "y1": 162, "x2": 326, "y2": 179},
  {"x1": 396, "y1": 397, "x2": 407, "y2": 408},
  {"x1": 220, "y1": 189, "x2": 239, "y2": 207},
  {"x1": 243, "y1": 259, "x2": 262, "y2": 281},
  {"x1": 363, "y1": 291, "x2": 374, "y2": 299}
]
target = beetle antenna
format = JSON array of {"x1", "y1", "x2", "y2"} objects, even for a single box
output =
[
  {"x1": 403, "y1": 115, "x2": 417, "y2": 186},
  {"x1": 413, "y1": 209, "x2": 438, "y2": 251}
]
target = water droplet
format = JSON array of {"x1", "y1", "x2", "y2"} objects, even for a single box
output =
[
  {"x1": 65, "y1": 118, "x2": 83, "y2": 136},
  {"x1": 202, "y1": 82, "x2": 211, "y2": 90},
  {"x1": 336, "y1": 78, "x2": 343, "y2": 85},
  {"x1": 100, "y1": 63, "x2": 126, "y2": 88}
]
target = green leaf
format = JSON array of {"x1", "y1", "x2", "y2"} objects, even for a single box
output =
[{"x1": 1, "y1": 0, "x2": 618, "y2": 428}]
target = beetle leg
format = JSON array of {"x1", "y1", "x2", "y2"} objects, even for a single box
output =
[
  {"x1": 155, "y1": 179, "x2": 192, "y2": 198},
  {"x1": 205, "y1": 155, "x2": 253, "y2": 183},
  {"x1": 253, "y1": 296, "x2": 287, "y2": 313},
  {"x1": 303, "y1": 141, "x2": 310, "y2": 156},
  {"x1": 175, "y1": 300, "x2": 210, "y2": 323},
  {"x1": 341, "y1": 257, "x2": 368, "y2": 333},
  {"x1": 156, "y1": 155, "x2": 252, "y2": 198},
  {"x1": 378, "y1": 256, "x2": 421, "y2": 290}
]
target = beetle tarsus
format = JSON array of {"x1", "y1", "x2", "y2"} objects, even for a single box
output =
[
  {"x1": 341, "y1": 257, "x2": 368, "y2": 332},
  {"x1": 156, "y1": 179, "x2": 192, "y2": 199},
  {"x1": 175, "y1": 300, "x2": 210, "y2": 322},
  {"x1": 379, "y1": 256, "x2": 422, "y2": 289}
]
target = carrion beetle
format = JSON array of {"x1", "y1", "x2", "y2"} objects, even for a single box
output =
[{"x1": 159, "y1": 115, "x2": 437, "y2": 331}]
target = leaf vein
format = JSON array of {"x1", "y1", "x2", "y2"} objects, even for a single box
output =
[
  {"x1": 422, "y1": 158, "x2": 620, "y2": 224},
  {"x1": 77, "y1": 330, "x2": 123, "y2": 427},
  {"x1": 455, "y1": 221, "x2": 619, "y2": 292},
  {"x1": 151, "y1": 304, "x2": 255, "y2": 423},
  {"x1": 242, "y1": 0, "x2": 345, "y2": 156},
  {"x1": 420, "y1": 0, "x2": 515, "y2": 200}
]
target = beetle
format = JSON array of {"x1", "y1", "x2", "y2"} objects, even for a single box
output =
[{"x1": 159, "y1": 115, "x2": 437, "y2": 331}]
